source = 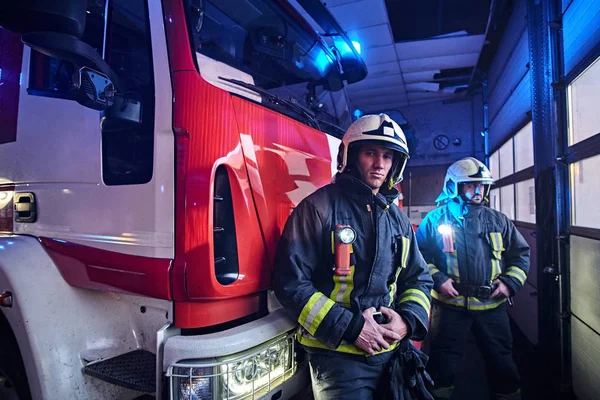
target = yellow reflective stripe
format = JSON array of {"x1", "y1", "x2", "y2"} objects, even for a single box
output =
[
  {"x1": 388, "y1": 237, "x2": 410, "y2": 306},
  {"x1": 331, "y1": 265, "x2": 355, "y2": 308},
  {"x1": 401, "y1": 236, "x2": 410, "y2": 269},
  {"x1": 388, "y1": 265, "x2": 404, "y2": 306},
  {"x1": 445, "y1": 251, "x2": 459, "y2": 282},
  {"x1": 467, "y1": 296, "x2": 506, "y2": 310},
  {"x1": 489, "y1": 232, "x2": 503, "y2": 284},
  {"x1": 506, "y1": 266, "x2": 527, "y2": 285},
  {"x1": 432, "y1": 291, "x2": 466, "y2": 307},
  {"x1": 398, "y1": 289, "x2": 431, "y2": 318},
  {"x1": 297, "y1": 328, "x2": 401, "y2": 356},
  {"x1": 431, "y1": 292, "x2": 506, "y2": 310},
  {"x1": 429, "y1": 385, "x2": 454, "y2": 399},
  {"x1": 331, "y1": 231, "x2": 334, "y2": 254},
  {"x1": 489, "y1": 232, "x2": 505, "y2": 252},
  {"x1": 298, "y1": 292, "x2": 336, "y2": 335},
  {"x1": 490, "y1": 258, "x2": 502, "y2": 284},
  {"x1": 428, "y1": 263, "x2": 442, "y2": 276}
]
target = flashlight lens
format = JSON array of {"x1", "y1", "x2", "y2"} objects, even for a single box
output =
[
  {"x1": 437, "y1": 224, "x2": 452, "y2": 235},
  {"x1": 338, "y1": 227, "x2": 356, "y2": 244}
]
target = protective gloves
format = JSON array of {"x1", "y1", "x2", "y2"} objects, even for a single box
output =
[{"x1": 387, "y1": 340, "x2": 435, "y2": 400}]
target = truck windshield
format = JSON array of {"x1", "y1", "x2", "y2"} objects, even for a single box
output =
[{"x1": 185, "y1": 0, "x2": 336, "y2": 89}]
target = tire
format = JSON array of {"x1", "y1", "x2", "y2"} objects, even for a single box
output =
[{"x1": 0, "y1": 312, "x2": 32, "y2": 400}]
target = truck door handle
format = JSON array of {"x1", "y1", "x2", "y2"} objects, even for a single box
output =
[{"x1": 14, "y1": 192, "x2": 37, "y2": 223}]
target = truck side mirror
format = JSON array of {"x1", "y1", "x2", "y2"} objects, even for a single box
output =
[
  {"x1": 71, "y1": 67, "x2": 116, "y2": 111},
  {"x1": 22, "y1": 31, "x2": 121, "y2": 93},
  {"x1": 70, "y1": 67, "x2": 142, "y2": 129}
]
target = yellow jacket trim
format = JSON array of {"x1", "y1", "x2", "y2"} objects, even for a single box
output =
[
  {"x1": 297, "y1": 328, "x2": 401, "y2": 356},
  {"x1": 331, "y1": 265, "x2": 355, "y2": 308},
  {"x1": 428, "y1": 263, "x2": 442, "y2": 276},
  {"x1": 431, "y1": 291, "x2": 506, "y2": 310},
  {"x1": 401, "y1": 236, "x2": 410, "y2": 269},
  {"x1": 444, "y1": 233, "x2": 460, "y2": 281},
  {"x1": 399, "y1": 289, "x2": 431, "y2": 318},
  {"x1": 489, "y1": 232, "x2": 503, "y2": 283},
  {"x1": 298, "y1": 292, "x2": 336, "y2": 335},
  {"x1": 506, "y1": 266, "x2": 527, "y2": 285},
  {"x1": 387, "y1": 236, "x2": 411, "y2": 306},
  {"x1": 429, "y1": 385, "x2": 454, "y2": 399}
]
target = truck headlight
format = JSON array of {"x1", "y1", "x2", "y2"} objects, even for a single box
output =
[
  {"x1": 168, "y1": 333, "x2": 295, "y2": 399},
  {"x1": 173, "y1": 367, "x2": 214, "y2": 400}
]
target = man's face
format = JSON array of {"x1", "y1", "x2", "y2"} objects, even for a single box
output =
[
  {"x1": 461, "y1": 182, "x2": 485, "y2": 204},
  {"x1": 355, "y1": 144, "x2": 394, "y2": 194}
]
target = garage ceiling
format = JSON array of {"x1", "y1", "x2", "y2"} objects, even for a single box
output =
[{"x1": 289, "y1": 0, "x2": 493, "y2": 113}]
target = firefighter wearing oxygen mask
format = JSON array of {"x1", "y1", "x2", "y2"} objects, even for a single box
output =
[
  {"x1": 274, "y1": 114, "x2": 433, "y2": 399},
  {"x1": 415, "y1": 157, "x2": 530, "y2": 400}
]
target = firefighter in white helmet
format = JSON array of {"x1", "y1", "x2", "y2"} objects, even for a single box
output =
[
  {"x1": 274, "y1": 114, "x2": 433, "y2": 399},
  {"x1": 416, "y1": 157, "x2": 530, "y2": 400}
]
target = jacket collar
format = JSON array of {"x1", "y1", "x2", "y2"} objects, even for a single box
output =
[
  {"x1": 446, "y1": 198, "x2": 484, "y2": 223},
  {"x1": 335, "y1": 173, "x2": 399, "y2": 206}
]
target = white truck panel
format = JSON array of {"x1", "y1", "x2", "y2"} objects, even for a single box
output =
[
  {"x1": 2, "y1": 0, "x2": 175, "y2": 259},
  {"x1": 0, "y1": 235, "x2": 171, "y2": 399}
]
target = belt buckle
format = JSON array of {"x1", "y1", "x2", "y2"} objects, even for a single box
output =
[{"x1": 477, "y1": 286, "x2": 492, "y2": 300}]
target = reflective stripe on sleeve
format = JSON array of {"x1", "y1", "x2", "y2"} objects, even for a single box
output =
[
  {"x1": 428, "y1": 263, "x2": 442, "y2": 276},
  {"x1": 505, "y1": 266, "x2": 527, "y2": 285},
  {"x1": 298, "y1": 292, "x2": 336, "y2": 335},
  {"x1": 398, "y1": 288, "x2": 431, "y2": 318}
]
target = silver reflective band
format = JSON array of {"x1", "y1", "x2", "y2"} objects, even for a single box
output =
[{"x1": 337, "y1": 227, "x2": 356, "y2": 244}]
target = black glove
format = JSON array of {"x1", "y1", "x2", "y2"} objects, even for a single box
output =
[{"x1": 387, "y1": 341, "x2": 435, "y2": 400}]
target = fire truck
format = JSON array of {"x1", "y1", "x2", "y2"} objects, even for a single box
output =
[{"x1": 0, "y1": 0, "x2": 366, "y2": 398}]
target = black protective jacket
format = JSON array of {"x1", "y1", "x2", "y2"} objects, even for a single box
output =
[
  {"x1": 415, "y1": 199, "x2": 530, "y2": 310},
  {"x1": 274, "y1": 173, "x2": 433, "y2": 359}
]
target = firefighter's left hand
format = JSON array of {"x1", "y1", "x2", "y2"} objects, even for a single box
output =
[
  {"x1": 379, "y1": 307, "x2": 408, "y2": 344},
  {"x1": 491, "y1": 279, "x2": 511, "y2": 299}
]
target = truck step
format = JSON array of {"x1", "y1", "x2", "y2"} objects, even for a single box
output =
[{"x1": 83, "y1": 349, "x2": 155, "y2": 393}]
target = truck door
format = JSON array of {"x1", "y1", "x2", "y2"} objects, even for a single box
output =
[{"x1": 0, "y1": 0, "x2": 175, "y2": 297}]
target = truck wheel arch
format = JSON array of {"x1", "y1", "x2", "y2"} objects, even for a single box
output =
[{"x1": 0, "y1": 310, "x2": 32, "y2": 400}]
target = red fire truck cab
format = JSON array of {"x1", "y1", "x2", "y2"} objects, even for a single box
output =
[{"x1": 0, "y1": 0, "x2": 366, "y2": 398}]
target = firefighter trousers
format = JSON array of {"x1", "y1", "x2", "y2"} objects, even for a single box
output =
[
  {"x1": 426, "y1": 301, "x2": 521, "y2": 400},
  {"x1": 308, "y1": 351, "x2": 391, "y2": 400}
]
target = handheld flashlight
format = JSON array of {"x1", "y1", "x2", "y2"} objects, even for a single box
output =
[
  {"x1": 437, "y1": 224, "x2": 455, "y2": 253},
  {"x1": 334, "y1": 224, "x2": 356, "y2": 275}
]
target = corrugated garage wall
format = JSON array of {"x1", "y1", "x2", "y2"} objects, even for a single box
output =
[
  {"x1": 486, "y1": 0, "x2": 539, "y2": 346},
  {"x1": 488, "y1": 0, "x2": 530, "y2": 152},
  {"x1": 562, "y1": 1, "x2": 600, "y2": 399}
]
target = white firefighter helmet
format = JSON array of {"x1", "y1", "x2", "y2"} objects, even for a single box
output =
[
  {"x1": 439, "y1": 157, "x2": 494, "y2": 201},
  {"x1": 337, "y1": 113, "x2": 410, "y2": 184}
]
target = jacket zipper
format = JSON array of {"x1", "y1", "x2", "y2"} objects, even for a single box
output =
[{"x1": 359, "y1": 199, "x2": 377, "y2": 309}]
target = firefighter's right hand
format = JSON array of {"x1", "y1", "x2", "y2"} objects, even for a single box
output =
[
  {"x1": 439, "y1": 278, "x2": 459, "y2": 298},
  {"x1": 355, "y1": 307, "x2": 402, "y2": 356}
]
